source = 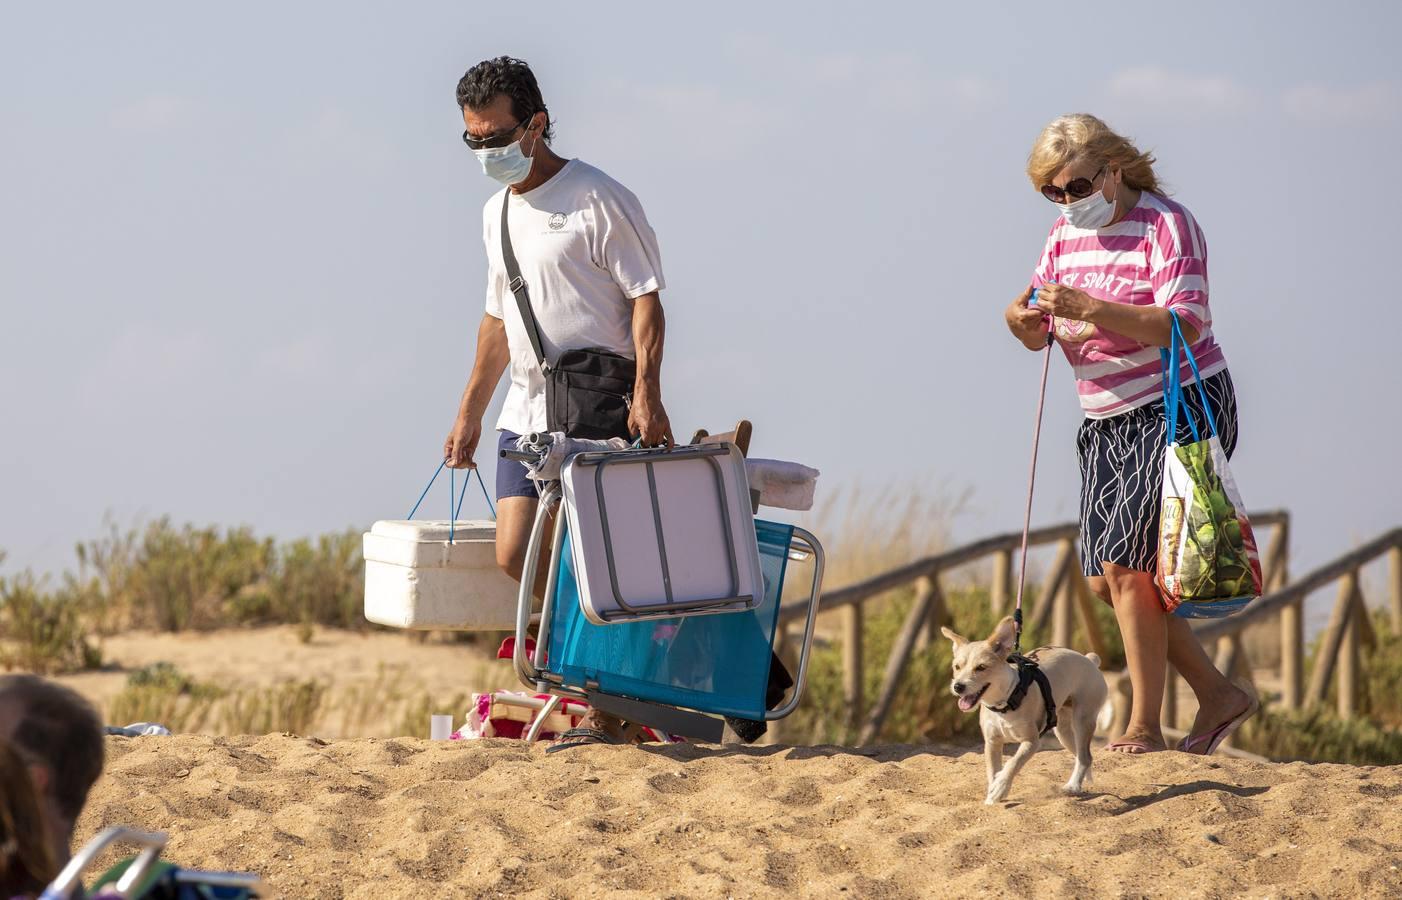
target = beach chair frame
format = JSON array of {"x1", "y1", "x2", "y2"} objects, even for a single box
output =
[
  {"x1": 42, "y1": 826, "x2": 266, "y2": 899},
  {"x1": 509, "y1": 464, "x2": 824, "y2": 742}
]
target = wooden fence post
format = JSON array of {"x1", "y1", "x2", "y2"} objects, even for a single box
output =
[
  {"x1": 1280, "y1": 598, "x2": 1303, "y2": 710},
  {"x1": 991, "y1": 549, "x2": 1012, "y2": 615},
  {"x1": 1306, "y1": 571, "x2": 1358, "y2": 706},
  {"x1": 1030, "y1": 540, "x2": 1074, "y2": 636},
  {"x1": 1071, "y1": 572, "x2": 1110, "y2": 663},
  {"x1": 843, "y1": 604, "x2": 864, "y2": 732},
  {"x1": 1338, "y1": 588, "x2": 1360, "y2": 720},
  {"x1": 858, "y1": 575, "x2": 940, "y2": 745},
  {"x1": 1052, "y1": 567, "x2": 1075, "y2": 649},
  {"x1": 1390, "y1": 544, "x2": 1402, "y2": 636}
]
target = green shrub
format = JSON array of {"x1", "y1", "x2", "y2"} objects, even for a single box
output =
[
  {"x1": 0, "y1": 564, "x2": 101, "y2": 675},
  {"x1": 1235, "y1": 706, "x2": 1402, "y2": 765},
  {"x1": 265, "y1": 531, "x2": 364, "y2": 633},
  {"x1": 1360, "y1": 611, "x2": 1402, "y2": 729},
  {"x1": 108, "y1": 663, "x2": 225, "y2": 732}
]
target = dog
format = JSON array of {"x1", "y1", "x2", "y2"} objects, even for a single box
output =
[{"x1": 941, "y1": 616, "x2": 1107, "y2": 804}]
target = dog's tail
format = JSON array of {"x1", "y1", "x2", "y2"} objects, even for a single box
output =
[{"x1": 1085, "y1": 652, "x2": 1102, "y2": 667}]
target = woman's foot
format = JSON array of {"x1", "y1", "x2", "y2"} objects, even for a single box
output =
[
  {"x1": 1107, "y1": 727, "x2": 1167, "y2": 754},
  {"x1": 1181, "y1": 680, "x2": 1258, "y2": 755}
]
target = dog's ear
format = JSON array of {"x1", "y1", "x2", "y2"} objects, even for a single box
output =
[
  {"x1": 986, "y1": 616, "x2": 1017, "y2": 656},
  {"x1": 939, "y1": 626, "x2": 967, "y2": 649}
]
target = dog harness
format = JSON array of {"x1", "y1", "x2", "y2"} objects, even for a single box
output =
[{"x1": 988, "y1": 652, "x2": 1058, "y2": 736}]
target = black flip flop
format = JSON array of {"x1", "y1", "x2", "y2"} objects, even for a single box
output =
[{"x1": 544, "y1": 726, "x2": 624, "y2": 753}]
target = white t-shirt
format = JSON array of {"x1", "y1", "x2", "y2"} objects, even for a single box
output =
[{"x1": 482, "y1": 159, "x2": 665, "y2": 435}]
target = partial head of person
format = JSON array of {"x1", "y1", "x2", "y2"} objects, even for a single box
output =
[
  {"x1": 457, "y1": 55, "x2": 554, "y2": 188},
  {"x1": 0, "y1": 675, "x2": 104, "y2": 864},
  {"x1": 1026, "y1": 114, "x2": 1161, "y2": 229},
  {"x1": 0, "y1": 740, "x2": 58, "y2": 898}
]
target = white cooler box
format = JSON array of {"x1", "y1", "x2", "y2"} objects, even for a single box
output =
[{"x1": 363, "y1": 519, "x2": 520, "y2": 630}]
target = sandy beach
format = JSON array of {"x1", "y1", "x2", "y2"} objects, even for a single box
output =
[{"x1": 76, "y1": 733, "x2": 1401, "y2": 899}]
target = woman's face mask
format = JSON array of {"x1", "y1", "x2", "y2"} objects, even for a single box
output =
[
  {"x1": 473, "y1": 124, "x2": 538, "y2": 186},
  {"x1": 1058, "y1": 170, "x2": 1119, "y2": 229}
]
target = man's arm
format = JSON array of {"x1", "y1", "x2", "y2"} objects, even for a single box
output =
[
  {"x1": 445, "y1": 314, "x2": 511, "y2": 468},
  {"x1": 627, "y1": 292, "x2": 674, "y2": 447}
]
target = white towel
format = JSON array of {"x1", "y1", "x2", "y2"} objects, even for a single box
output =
[
  {"x1": 515, "y1": 432, "x2": 630, "y2": 482},
  {"x1": 745, "y1": 458, "x2": 821, "y2": 511}
]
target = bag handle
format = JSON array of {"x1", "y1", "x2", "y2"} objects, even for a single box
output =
[
  {"x1": 406, "y1": 461, "x2": 497, "y2": 542},
  {"x1": 1160, "y1": 310, "x2": 1219, "y2": 444},
  {"x1": 500, "y1": 190, "x2": 550, "y2": 372}
]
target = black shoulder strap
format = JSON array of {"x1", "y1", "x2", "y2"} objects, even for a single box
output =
[{"x1": 500, "y1": 190, "x2": 549, "y2": 371}]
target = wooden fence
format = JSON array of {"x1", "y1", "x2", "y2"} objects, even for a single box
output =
[{"x1": 772, "y1": 511, "x2": 1401, "y2": 745}]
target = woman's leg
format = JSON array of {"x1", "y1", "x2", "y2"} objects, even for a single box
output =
[
  {"x1": 1102, "y1": 562, "x2": 1168, "y2": 752},
  {"x1": 1092, "y1": 572, "x2": 1251, "y2": 746},
  {"x1": 1164, "y1": 615, "x2": 1252, "y2": 742}
]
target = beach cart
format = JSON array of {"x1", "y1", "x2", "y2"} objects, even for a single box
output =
[{"x1": 503, "y1": 439, "x2": 825, "y2": 742}]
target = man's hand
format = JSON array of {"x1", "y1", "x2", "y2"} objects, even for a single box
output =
[
  {"x1": 1005, "y1": 286, "x2": 1050, "y2": 349},
  {"x1": 628, "y1": 386, "x2": 674, "y2": 447},
  {"x1": 444, "y1": 416, "x2": 482, "y2": 469},
  {"x1": 1032, "y1": 283, "x2": 1100, "y2": 323}
]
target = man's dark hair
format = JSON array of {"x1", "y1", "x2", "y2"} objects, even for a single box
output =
[
  {"x1": 456, "y1": 56, "x2": 554, "y2": 142},
  {"x1": 0, "y1": 675, "x2": 103, "y2": 823}
]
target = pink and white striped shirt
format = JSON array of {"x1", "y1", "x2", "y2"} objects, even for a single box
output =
[{"x1": 1032, "y1": 192, "x2": 1228, "y2": 419}]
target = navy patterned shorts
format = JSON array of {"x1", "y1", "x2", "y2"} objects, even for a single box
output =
[{"x1": 1076, "y1": 369, "x2": 1239, "y2": 577}]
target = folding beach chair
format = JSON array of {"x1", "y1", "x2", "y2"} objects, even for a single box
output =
[
  {"x1": 41, "y1": 827, "x2": 265, "y2": 899},
  {"x1": 504, "y1": 436, "x2": 825, "y2": 743}
]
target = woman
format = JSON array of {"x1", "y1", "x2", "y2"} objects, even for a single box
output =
[
  {"x1": 0, "y1": 741, "x2": 58, "y2": 899},
  {"x1": 1003, "y1": 114, "x2": 1257, "y2": 754}
]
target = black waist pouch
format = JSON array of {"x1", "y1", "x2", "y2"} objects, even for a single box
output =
[{"x1": 545, "y1": 348, "x2": 636, "y2": 440}]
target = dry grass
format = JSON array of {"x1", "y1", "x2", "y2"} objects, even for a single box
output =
[{"x1": 102, "y1": 662, "x2": 479, "y2": 740}]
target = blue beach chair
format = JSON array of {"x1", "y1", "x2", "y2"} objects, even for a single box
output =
[
  {"x1": 41, "y1": 827, "x2": 265, "y2": 899},
  {"x1": 507, "y1": 444, "x2": 825, "y2": 743}
]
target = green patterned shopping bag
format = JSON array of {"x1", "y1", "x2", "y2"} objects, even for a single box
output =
[{"x1": 1155, "y1": 313, "x2": 1262, "y2": 617}]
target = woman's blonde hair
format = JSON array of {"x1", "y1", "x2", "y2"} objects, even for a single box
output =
[{"x1": 1026, "y1": 114, "x2": 1162, "y2": 194}]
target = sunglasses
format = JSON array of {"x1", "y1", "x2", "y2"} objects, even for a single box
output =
[
  {"x1": 461, "y1": 116, "x2": 533, "y2": 151},
  {"x1": 1040, "y1": 166, "x2": 1107, "y2": 204}
]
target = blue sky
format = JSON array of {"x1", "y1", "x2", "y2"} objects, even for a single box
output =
[{"x1": 3, "y1": 2, "x2": 1399, "y2": 602}]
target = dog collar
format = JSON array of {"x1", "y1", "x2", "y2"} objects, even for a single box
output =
[{"x1": 987, "y1": 652, "x2": 1058, "y2": 736}]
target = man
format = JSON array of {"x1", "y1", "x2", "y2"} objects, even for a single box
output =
[
  {"x1": 0, "y1": 674, "x2": 105, "y2": 866},
  {"x1": 443, "y1": 57, "x2": 672, "y2": 748}
]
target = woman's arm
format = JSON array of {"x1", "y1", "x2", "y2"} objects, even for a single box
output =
[
  {"x1": 1033, "y1": 284, "x2": 1200, "y2": 347},
  {"x1": 1005, "y1": 286, "x2": 1053, "y2": 350}
]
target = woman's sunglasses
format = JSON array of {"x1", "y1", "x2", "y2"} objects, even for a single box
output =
[
  {"x1": 1040, "y1": 166, "x2": 1106, "y2": 204},
  {"x1": 461, "y1": 115, "x2": 533, "y2": 151}
]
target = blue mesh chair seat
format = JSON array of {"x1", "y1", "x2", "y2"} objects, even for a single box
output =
[
  {"x1": 511, "y1": 474, "x2": 825, "y2": 741},
  {"x1": 547, "y1": 520, "x2": 794, "y2": 721}
]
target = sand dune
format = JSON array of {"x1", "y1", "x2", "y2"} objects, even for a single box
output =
[{"x1": 77, "y1": 734, "x2": 1401, "y2": 899}]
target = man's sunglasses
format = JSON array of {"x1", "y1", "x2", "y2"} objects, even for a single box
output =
[
  {"x1": 1040, "y1": 166, "x2": 1106, "y2": 204},
  {"x1": 462, "y1": 115, "x2": 533, "y2": 151}
]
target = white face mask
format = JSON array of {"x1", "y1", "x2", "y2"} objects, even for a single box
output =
[
  {"x1": 1059, "y1": 173, "x2": 1118, "y2": 229},
  {"x1": 473, "y1": 126, "x2": 537, "y2": 186}
]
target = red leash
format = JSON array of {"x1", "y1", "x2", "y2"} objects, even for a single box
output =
[{"x1": 1013, "y1": 296, "x2": 1055, "y2": 653}]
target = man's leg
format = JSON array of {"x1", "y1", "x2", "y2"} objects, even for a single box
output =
[
  {"x1": 493, "y1": 480, "x2": 627, "y2": 744},
  {"x1": 494, "y1": 496, "x2": 553, "y2": 600}
]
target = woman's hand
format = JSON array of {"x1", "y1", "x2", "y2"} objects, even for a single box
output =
[
  {"x1": 1005, "y1": 287, "x2": 1050, "y2": 350},
  {"x1": 1033, "y1": 283, "x2": 1100, "y2": 323}
]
